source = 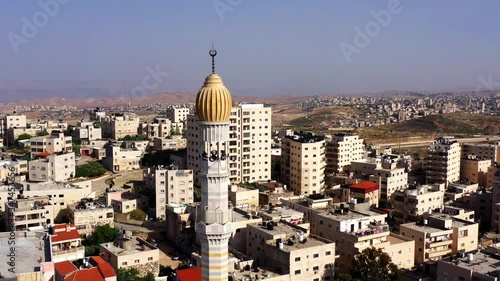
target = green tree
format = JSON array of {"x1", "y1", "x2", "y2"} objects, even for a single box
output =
[
  {"x1": 128, "y1": 209, "x2": 147, "y2": 221},
  {"x1": 64, "y1": 125, "x2": 75, "y2": 136},
  {"x1": 351, "y1": 247, "x2": 401, "y2": 281},
  {"x1": 93, "y1": 121, "x2": 101, "y2": 128},
  {"x1": 117, "y1": 267, "x2": 142, "y2": 281},
  {"x1": 75, "y1": 161, "x2": 107, "y2": 178},
  {"x1": 83, "y1": 224, "x2": 120, "y2": 256},
  {"x1": 176, "y1": 262, "x2": 190, "y2": 270},
  {"x1": 17, "y1": 133, "x2": 33, "y2": 141},
  {"x1": 116, "y1": 268, "x2": 155, "y2": 281}
]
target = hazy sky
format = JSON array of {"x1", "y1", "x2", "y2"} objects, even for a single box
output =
[{"x1": 1, "y1": 0, "x2": 500, "y2": 96}]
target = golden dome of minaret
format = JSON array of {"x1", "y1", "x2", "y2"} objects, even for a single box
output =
[{"x1": 195, "y1": 47, "x2": 232, "y2": 122}]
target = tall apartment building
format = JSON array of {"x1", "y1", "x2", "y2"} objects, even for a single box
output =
[
  {"x1": 325, "y1": 132, "x2": 365, "y2": 174},
  {"x1": 187, "y1": 104, "x2": 272, "y2": 186},
  {"x1": 460, "y1": 155, "x2": 491, "y2": 187},
  {"x1": 426, "y1": 137, "x2": 461, "y2": 185},
  {"x1": 400, "y1": 214, "x2": 478, "y2": 265},
  {"x1": 392, "y1": 183, "x2": 446, "y2": 225},
  {"x1": 490, "y1": 163, "x2": 500, "y2": 231},
  {"x1": 281, "y1": 131, "x2": 326, "y2": 195},
  {"x1": 29, "y1": 131, "x2": 73, "y2": 158},
  {"x1": 462, "y1": 142, "x2": 500, "y2": 164},
  {"x1": 29, "y1": 152, "x2": 76, "y2": 182},
  {"x1": 101, "y1": 113, "x2": 140, "y2": 140},
  {"x1": 144, "y1": 165, "x2": 194, "y2": 221},
  {"x1": 369, "y1": 157, "x2": 408, "y2": 206}
]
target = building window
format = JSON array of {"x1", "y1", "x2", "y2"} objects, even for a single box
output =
[
  {"x1": 295, "y1": 257, "x2": 300, "y2": 262},
  {"x1": 313, "y1": 253, "x2": 319, "y2": 258},
  {"x1": 135, "y1": 259, "x2": 140, "y2": 264},
  {"x1": 294, "y1": 270, "x2": 301, "y2": 275},
  {"x1": 148, "y1": 257, "x2": 153, "y2": 261},
  {"x1": 122, "y1": 262, "x2": 127, "y2": 266},
  {"x1": 326, "y1": 251, "x2": 331, "y2": 256}
]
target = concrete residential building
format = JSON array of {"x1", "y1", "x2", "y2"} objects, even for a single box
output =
[
  {"x1": 228, "y1": 184, "x2": 259, "y2": 211},
  {"x1": 0, "y1": 181, "x2": 94, "y2": 224},
  {"x1": 49, "y1": 223, "x2": 85, "y2": 263},
  {"x1": 138, "y1": 117, "x2": 172, "y2": 140},
  {"x1": 166, "y1": 106, "x2": 191, "y2": 123},
  {"x1": 426, "y1": 137, "x2": 461, "y2": 185},
  {"x1": 100, "y1": 235, "x2": 160, "y2": 277},
  {"x1": 102, "y1": 142, "x2": 143, "y2": 172},
  {"x1": 325, "y1": 132, "x2": 365, "y2": 174},
  {"x1": 29, "y1": 131, "x2": 73, "y2": 158},
  {"x1": 312, "y1": 203, "x2": 414, "y2": 273},
  {"x1": 187, "y1": 103, "x2": 272, "y2": 186},
  {"x1": 73, "y1": 121, "x2": 102, "y2": 141},
  {"x1": 144, "y1": 165, "x2": 194, "y2": 221},
  {"x1": 68, "y1": 200, "x2": 114, "y2": 238},
  {"x1": 106, "y1": 191, "x2": 148, "y2": 214},
  {"x1": 490, "y1": 163, "x2": 500, "y2": 231},
  {"x1": 400, "y1": 214, "x2": 478, "y2": 265},
  {"x1": 462, "y1": 142, "x2": 500, "y2": 164},
  {"x1": 369, "y1": 157, "x2": 408, "y2": 206},
  {"x1": 436, "y1": 251, "x2": 500, "y2": 281},
  {"x1": 29, "y1": 152, "x2": 76, "y2": 182},
  {"x1": 281, "y1": 131, "x2": 326, "y2": 195},
  {"x1": 460, "y1": 155, "x2": 491, "y2": 187},
  {"x1": 2, "y1": 113, "x2": 27, "y2": 145},
  {"x1": 246, "y1": 222, "x2": 335, "y2": 280},
  {"x1": 101, "y1": 112, "x2": 140, "y2": 140},
  {"x1": 5, "y1": 196, "x2": 54, "y2": 231},
  {"x1": 349, "y1": 181, "x2": 380, "y2": 207},
  {"x1": 152, "y1": 136, "x2": 187, "y2": 151},
  {"x1": 392, "y1": 183, "x2": 446, "y2": 224}
]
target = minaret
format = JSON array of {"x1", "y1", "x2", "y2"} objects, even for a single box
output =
[{"x1": 195, "y1": 47, "x2": 233, "y2": 281}]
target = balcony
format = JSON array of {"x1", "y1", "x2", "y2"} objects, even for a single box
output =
[
  {"x1": 53, "y1": 246, "x2": 85, "y2": 256},
  {"x1": 349, "y1": 224, "x2": 390, "y2": 240},
  {"x1": 426, "y1": 238, "x2": 452, "y2": 248},
  {"x1": 425, "y1": 246, "x2": 452, "y2": 259}
]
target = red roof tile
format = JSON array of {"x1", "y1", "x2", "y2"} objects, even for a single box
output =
[
  {"x1": 54, "y1": 260, "x2": 77, "y2": 277},
  {"x1": 176, "y1": 267, "x2": 201, "y2": 281},
  {"x1": 90, "y1": 256, "x2": 116, "y2": 278},
  {"x1": 65, "y1": 268, "x2": 105, "y2": 281},
  {"x1": 51, "y1": 224, "x2": 81, "y2": 243},
  {"x1": 350, "y1": 181, "x2": 379, "y2": 194}
]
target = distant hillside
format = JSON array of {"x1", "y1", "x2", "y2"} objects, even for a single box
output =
[{"x1": 356, "y1": 113, "x2": 500, "y2": 141}]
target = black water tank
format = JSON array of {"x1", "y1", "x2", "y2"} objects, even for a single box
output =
[{"x1": 48, "y1": 226, "x2": 54, "y2": 235}]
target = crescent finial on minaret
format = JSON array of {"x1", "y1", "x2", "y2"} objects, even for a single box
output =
[{"x1": 209, "y1": 45, "x2": 217, "y2": 74}]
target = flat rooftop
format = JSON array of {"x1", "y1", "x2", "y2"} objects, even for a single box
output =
[
  {"x1": 440, "y1": 252, "x2": 500, "y2": 277},
  {"x1": 0, "y1": 231, "x2": 48, "y2": 279},
  {"x1": 400, "y1": 223, "x2": 451, "y2": 233},
  {"x1": 100, "y1": 237, "x2": 158, "y2": 256}
]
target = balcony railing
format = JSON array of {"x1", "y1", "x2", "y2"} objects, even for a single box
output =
[
  {"x1": 53, "y1": 246, "x2": 84, "y2": 255},
  {"x1": 350, "y1": 225, "x2": 389, "y2": 238}
]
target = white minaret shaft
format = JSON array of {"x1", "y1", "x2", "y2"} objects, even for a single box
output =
[{"x1": 195, "y1": 47, "x2": 233, "y2": 281}]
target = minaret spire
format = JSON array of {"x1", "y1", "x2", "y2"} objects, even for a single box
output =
[{"x1": 209, "y1": 45, "x2": 217, "y2": 74}]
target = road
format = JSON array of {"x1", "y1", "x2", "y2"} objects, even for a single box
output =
[{"x1": 376, "y1": 136, "x2": 500, "y2": 149}]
